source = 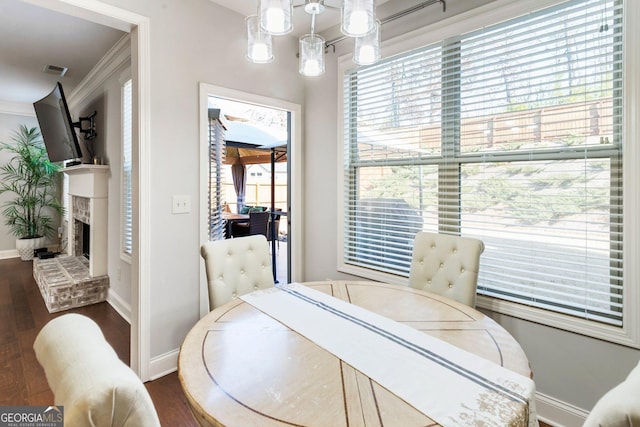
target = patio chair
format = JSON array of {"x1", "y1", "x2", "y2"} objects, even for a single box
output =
[
  {"x1": 231, "y1": 211, "x2": 270, "y2": 238},
  {"x1": 200, "y1": 235, "x2": 275, "y2": 310},
  {"x1": 408, "y1": 231, "x2": 484, "y2": 307}
]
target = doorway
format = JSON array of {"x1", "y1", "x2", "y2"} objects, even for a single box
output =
[
  {"x1": 210, "y1": 96, "x2": 289, "y2": 284},
  {"x1": 198, "y1": 83, "x2": 303, "y2": 317},
  {"x1": 32, "y1": 1, "x2": 151, "y2": 380}
]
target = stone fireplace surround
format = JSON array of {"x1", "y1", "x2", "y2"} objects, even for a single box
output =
[
  {"x1": 33, "y1": 165, "x2": 110, "y2": 313},
  {"x1": 73, "y1": 196, "x2": 91, "y2": 258},
  {"x1": 65, "y1": 164, "x2": 109, "y2": 276}
]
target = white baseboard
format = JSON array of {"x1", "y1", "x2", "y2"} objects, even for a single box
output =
[
  {"x1": 536, "y1": 392, "x2": 589, "y2": 427},
  {"x1": 0, "y1": 249, "x2": 18, "y2": 260},
  {"x1": 107, "y1": 289, "x2": 132, "y2": 324},
  {"x1": 148, "y1": 349, "x2": 179, "y2": 381},
  {"x1": 0, "y1": 245, "x2": 59, "y2": 260}
]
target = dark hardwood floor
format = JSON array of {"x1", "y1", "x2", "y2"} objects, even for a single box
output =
[
  {"x1": 0, "y1": 256, "x2": 554, "y2": 427},
  {"x1": 0, "y1": 257, "x2": 197, "y2": 426}
]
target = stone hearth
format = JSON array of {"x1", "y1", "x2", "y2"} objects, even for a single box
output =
[{"x1": 34, "y1": 256, "x2": 109, "y2": 313}]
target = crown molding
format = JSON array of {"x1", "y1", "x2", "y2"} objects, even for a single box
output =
[
  {"x1": 0, "y1": 101, "x2": 36, "y2": 117},
  {"x1": 67, "y1": 33, "x2": 131, "y2": 108},
  {"x1": 21, "y1": 0, "x2": 133, "y2": 32}
]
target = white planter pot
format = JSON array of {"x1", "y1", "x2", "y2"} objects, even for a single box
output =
[{"x1": 16, "y1": 236, "x2": 45, "y2": 261}]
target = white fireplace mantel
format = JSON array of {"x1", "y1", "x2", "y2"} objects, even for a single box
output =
[{"x1": 62, "y1": 164, "x2": 109, "y2": 277}]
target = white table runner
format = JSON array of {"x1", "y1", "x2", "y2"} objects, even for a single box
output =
[{"x1": 241, "y1": 283, "x2": 537, "y2": 427}]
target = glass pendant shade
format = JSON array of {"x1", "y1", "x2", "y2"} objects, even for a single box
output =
[
  {"x1": 246, "y1": 15, "x2": 274, "y2": 63},
  {"x1": 353, "y1": 20, "x2": 380, "y2": 65},
  {"x1": 341, "y1": 0, "x2": 375, "y2": 37},
  {"x1": 299, "y1": 34, "x2": 325, "y2": 76},
  {"x1": 260, "y1": 0, "x2": 293, "y2": 35}
]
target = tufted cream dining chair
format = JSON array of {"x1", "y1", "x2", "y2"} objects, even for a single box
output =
[
  {"x1": 583, "y1": 359, "x2": 640, "y2": 427},
  {"x1": 201, "y1": 234, "x2": 275, "y2": 310},
  {"x1": 408, "y1": 231, "x2": 485, "y2": 307}
]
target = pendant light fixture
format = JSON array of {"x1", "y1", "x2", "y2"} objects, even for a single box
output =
[
  {"x1": 353, "y1": 20, "x2": 380, "y2": 65},
  {"x1": 245, "y1": 0, "x2": 446, "y2": 76},
  {"x1": 246, "y1": 15, "x2": 274, "y2": 63},
  {"x1": 260, "y1": 0, "x2": 293, "y2": 35},
  {"x1": 299, "y1": 34, "x2": 325, "y2": 76},
  {"x1": 341, "y1": 0, "x2": 375, "y2": 37},
  {"x1": 299, "y1": 2, "x2": 325, "y2": 76}
]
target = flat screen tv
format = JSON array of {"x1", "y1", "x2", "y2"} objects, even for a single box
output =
[{"x1": 33, "y1": 82, "x2": 83, "y2": 164}]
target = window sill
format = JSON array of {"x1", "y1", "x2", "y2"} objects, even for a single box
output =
[
  {"x1": 338, "y1": 262, "x2": 410, "y2": 288},
  {"x1": 476, "y1": 295, "x2": 640, "y2": 349},
  {"x1": 120, "y1": 252, "x2": 132, "y2": 265}
]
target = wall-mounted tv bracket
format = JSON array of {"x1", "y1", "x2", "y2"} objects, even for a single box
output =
[{"x1": 73, "y1": 111, "x2": 97, "y2": 140}]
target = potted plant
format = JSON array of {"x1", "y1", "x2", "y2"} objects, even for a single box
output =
[{"x1": 0, "y1": 125, "x2": 63, "y2": 260}]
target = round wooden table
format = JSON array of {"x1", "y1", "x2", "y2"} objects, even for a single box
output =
[{"x1": 178, "y1": 281, "x2": 532, "y2": 427}]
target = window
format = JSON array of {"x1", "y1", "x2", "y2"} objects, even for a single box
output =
[
  {"x1": 122, "y1": 78, "x2": 133, "y2": 259},
  {"x1": 207, "y1": 111, "x2": 226, "y2": 241},
  {"x1": 62, "y1": 172, "x2": 69, "y2": 252},
  {"x1": 62, "y1": 173, "x2": 69, "y2": 223},
  {"x1": 340, "y1": 0, "x2": 636, "y2": 344}
]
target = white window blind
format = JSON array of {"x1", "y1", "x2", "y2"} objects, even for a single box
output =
[
  {"x1": 208, "y1": 110, "x2": 226, "y2": 241},
  {"x1": 122, "y1": 79, "x2": 133, "y2": 257},
  {"x1": 342, "y1": 0, "x2": 623, "y2": 325},
  {"x1": 62, "y1": 173, "x2": 69, "y2": 222}
]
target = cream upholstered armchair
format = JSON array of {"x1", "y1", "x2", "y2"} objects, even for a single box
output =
[
  {"x1": 201, "y1": 234, "x2": 275, "y2": 310},
  {"x1": 408, "y1": 231, "x2": 485, "y2": 307},
  {"x1": 33, "y1": 314, "x2": 160, "y2": 427},
  {"x1": 583, "y1": 360, "x2": 640, "y2": 427}
]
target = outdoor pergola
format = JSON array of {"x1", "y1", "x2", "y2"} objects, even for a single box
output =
[
  {"x1": 224, "y1": 118, "x2": 288, "y2": 282},
  {"x1": 224, "y1": 119, "x2": 287, "y2": 213}
]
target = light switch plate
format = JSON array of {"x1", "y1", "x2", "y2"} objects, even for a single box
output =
[{"x1": 172, "y1": 195, "x2": 190, "y2": 214}]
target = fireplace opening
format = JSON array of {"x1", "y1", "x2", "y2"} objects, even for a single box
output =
[{"x1": 82, "y1": 222, "x2": 90, "y2": 260}]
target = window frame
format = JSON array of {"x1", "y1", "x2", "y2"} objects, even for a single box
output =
[{"x1": 337, "y1": 0, "x2": 640, "y2": 347}]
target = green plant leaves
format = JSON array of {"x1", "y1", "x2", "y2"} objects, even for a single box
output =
[{"x1": 0, "y1": 125, "x2": 63, "y2": 239}]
